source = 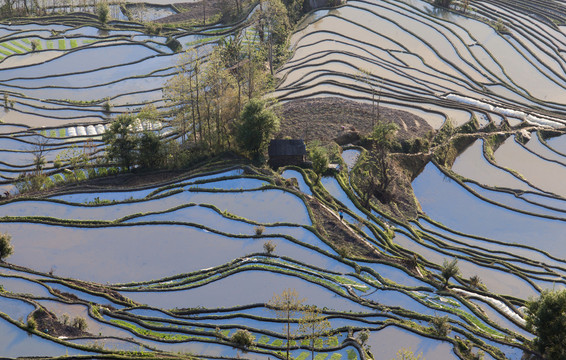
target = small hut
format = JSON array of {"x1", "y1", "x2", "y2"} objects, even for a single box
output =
[{"x1": 268, "y1": 139, "x2": 307, "y2": 168}]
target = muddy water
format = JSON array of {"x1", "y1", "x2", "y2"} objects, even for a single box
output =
[
  {"x1": 281, "y1": 169, "x2": 313, "y2": 196},
  {"x1": 468, "y1": 183, "x2": 566, "y2": 218},
  {"x1": 413, "y1": 163, "x2": 566, "y2": 255},
  {"x1": 0, "y1": 276, "x2": 52, "y2": 298},
  {"x1": 545, "y1": 133, "x2": 566, "y2": 154},
  {"x1": 37, "y1": 299, "x2": 132, "y2": 337},
  {"x1": 417, "y1": 218, "x2": 566, "y2": 270},
  {"x1": 0, "y1": 44, "x2": 159, "y2": 81},
  {"x1": 3, "y1": 223, "x2": 280, "y2": 283},
  {"x1": 366, "y1": 326, "x2": 455, "y2": 359},
  {"x1": 0, "y1": 319, "x2": 89, "y2": 357},
  {"x1": 122, "y1": 270, "x2": 371, "y2": 312},
  {"x1": 0, "y1": 295, "x2": 35, "y2": 320},
  {"x1": 524, "y1": 133, "x2": 566, "y2": 164},
  {"x1": 341, "y1": 149, "x2": 360, "y2": 171},
  {"x1": 0, "y1": 187, "x2": 312, "y2": 224},
  {"x1": 494, "y1": 137, "x2": 566, "y2": 198}
]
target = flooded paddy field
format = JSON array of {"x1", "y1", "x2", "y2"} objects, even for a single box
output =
[{"x1": 2, "y1": 0, "x2": 566, "y2": 359}]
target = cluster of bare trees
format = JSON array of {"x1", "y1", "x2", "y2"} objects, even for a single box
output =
[{"x1": 163, "y1": 31, "x2": 271, "y2": 153}]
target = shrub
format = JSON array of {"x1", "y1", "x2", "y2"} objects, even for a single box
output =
[
  {"x1": 102, "y1": 100, "x2": 112, "y2": 113},
  {"x1": 31, "y1": 39, "x2": 40, "y2": 51},
  {"x1": 441, "y1": 258, "x2": 459, "y2": 287},
  {"x1": 52, "y1": 173, "x2": 65, "y2": 184},
  {"x1": 255, "y1": 225, "x2": 265, "y2": 236},
  {"x1": 337, "y1": 247, "x2": 349, "y2": 258},
  {"x1": 166, "y1": 37, "x2": 182, "y2": 53},
  {"x1": 309, "y1": 145, "x2": 329, "y2": 180},
  {"x1": 0, "y1": 232, "x2": 14, "y2": 261},
  {"x1": 146, "y1": 22, "x2": 163, "y2": 35},
  {"x1": 430, "y1": 315, "x2": 451, "y2": 337},
  {"x1": 469, "y1": 275, "x2": 484, "y2": 290},
  {"x1": 27, "y1": 317, "x2": 37, "y2": 332},
  {"x1": 231, "y1": 329, "x2": 255, "y2": 351},
  {"x1": 494, "y1": 18, "x2": 509, "y2": 34},
  {"x1": 71, "y1": 316, "x2": 88, "y2": 331},
  {"x1": 263, "y1": 240, "x2": 276, "y2": 254}
]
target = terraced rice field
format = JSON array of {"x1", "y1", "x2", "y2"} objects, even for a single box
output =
[{"x1": 1, "y1": 0, "x2": 566, "y2": 359}]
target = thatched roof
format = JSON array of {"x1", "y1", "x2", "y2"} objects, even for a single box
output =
[{"x1": 268, "y1": 139, "x2": 307, "y2": 157}]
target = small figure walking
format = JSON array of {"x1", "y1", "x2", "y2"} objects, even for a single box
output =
[{"x1": 339, "y1": 210, "x2": 344, "y2": 221}]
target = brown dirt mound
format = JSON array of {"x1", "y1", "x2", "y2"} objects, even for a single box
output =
[
  {"x1": 32, "y1": 307, "x2": 89, "y2": 338},
  {"x1": 156, "y1": 0, "x2": 223, "y2": 24},
  {"x1": 277, "y1": 97, "x2": 433, "y2": 142}
]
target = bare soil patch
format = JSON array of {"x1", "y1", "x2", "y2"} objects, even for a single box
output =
[{"x1": 277, "y1": 97, "x2": 433, "y2": 142}]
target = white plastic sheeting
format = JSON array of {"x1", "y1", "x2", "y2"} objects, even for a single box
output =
[
  {"x1": 64, "y1": 121, "x2": 162, "y2": 138},
  {"x1": 444, "y1": 94, "x2": 565, "y2": 128},
  {"x1": 453, "y1": 288, "x2": 526, "y2": 326},
  {"x1": 86, "y1": 125, "x2": 97, "y2": 136},
  {"x1": 76, "y1": 126, "x2": 87, "y2": 136}
]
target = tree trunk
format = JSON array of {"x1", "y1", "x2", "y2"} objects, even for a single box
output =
[
  {"x1": 194, "y1": 62, "x2": 203, "y2": 145},
  {"x1": 268, "y1": 34, "x2": 274, "y2": 75}
]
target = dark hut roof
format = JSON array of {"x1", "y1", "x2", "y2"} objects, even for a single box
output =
[{"x1": 268, "y1": 139, "x2": 307, "y2": 157}]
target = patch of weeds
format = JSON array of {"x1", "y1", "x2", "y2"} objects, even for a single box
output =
[
  {"x1": 330, "y1": 354, "x2": 342, "y2": 360},
  {"x1": 271, "y1": 339, "x2": 283, "y2": 346},
  {"x1": 347, "y1": 349, "x2": 358, "y2": 360}
]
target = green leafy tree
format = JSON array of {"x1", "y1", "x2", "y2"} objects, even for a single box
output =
[
  {"x1": 357, "y1": 121, "x2": 398, "y2": 204},
  {"x1": 103, "y1": 114, "x2": 138, "y2": 170},
  {"x1": 441, "y1": 258, "x2": 459, "y2": 287},
  {"x1": 526, "y1": 289, "x2": 566, "y2": 359},
  {"x1": 97, "y1": 1, "x2": 110, "y2": 24},
  {"x1": 236, "y1": 98, "x2": 280, "y2": 157},
  {"x1": 256, "y1": 0, "x2": 290, "y2": 74},
  {"x1": 309, "y1": 145, "x2": 328, "y2": 180},
  {"x1": 282, "y1": 0, "x2": 305, "y2": 23},
  {"x1": 298, "y1": 305, "x2": 332, "y2": 360},
  {"x1": 137, "y1": 131, "x2": 163, "y2": 169},
  {"x1": 372, "y1": 121, "x2": 398, "y2": 196},
  {"x1": 269, "y1": 288, "x2": 306, "y2": 360},
  {"x1": 0, "y1": 232, "x2": 13, "y2": 261}
]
